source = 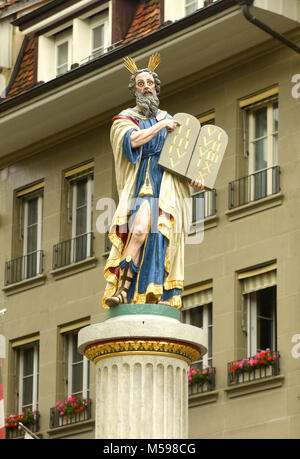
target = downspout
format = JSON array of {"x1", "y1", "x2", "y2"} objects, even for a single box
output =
[{"x1": 236, "y1": 0, "x2": 300, "y2": 54}]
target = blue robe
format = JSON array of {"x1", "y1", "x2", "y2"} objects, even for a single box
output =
[{"x1": 120, "y1": 108, "x2": 182, "y2": 304}]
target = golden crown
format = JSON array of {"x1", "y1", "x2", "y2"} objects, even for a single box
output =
[{"x1": 123, "y1": 52, "x2": 161, "y2": 74}]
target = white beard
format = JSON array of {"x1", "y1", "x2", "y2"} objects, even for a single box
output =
[{"x1": 135, "y1": 90, "x2": 160, "y2": 118}]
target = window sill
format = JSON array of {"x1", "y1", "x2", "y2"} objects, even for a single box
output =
[
  {"x1": 2, "y1": 273, "x2": 46, "y2": 296},
  {"x1": 188, "y1": 214, "x2": 218, "y2": 235},
  {"x1": 226, "y1": 192, "x2": 283, "y2": 222},
  {"x1": 51, "y1": 256, "x2": 97, "y2": 280},
  {"x1": 224, "y1": 375, "x2": 285, "y2": 399},
  {"x1": 188, "y1": 390, "x2": 219, "y2": 408},
  {"x1": 47, "y1": 419, "x2": 95, "y2": 438}
]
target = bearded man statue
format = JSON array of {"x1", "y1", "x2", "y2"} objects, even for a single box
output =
[{"x1": 102, "y1": 54, "x2": 204, "y2": 310}]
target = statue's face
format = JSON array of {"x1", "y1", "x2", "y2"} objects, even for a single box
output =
[{"x1": 135, "y1": 72, "x2": 155, "y2": 96}]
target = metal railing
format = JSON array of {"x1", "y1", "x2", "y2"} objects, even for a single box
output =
[
  {"x1": 53, "y1": 232, "x2": 94, "y2": 269},
  {"x1": 192, "y1": 188, "x2": 216, "y2": 223},
  {"x1": 49, "y1": 399, "x2": 92, "y2": 429},
  {"x1": 228, "y1": 166, "x2": 280, "y2": 209},
  {"x1": 5, "y1": 250, "x2": 43, "y2": 286},
  {"x1": 228, "y1": 351, "x2": 280, "y2": 386}
]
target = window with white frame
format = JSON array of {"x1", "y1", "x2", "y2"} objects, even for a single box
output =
[
  {"x1": 70, "y1": 173, "x2": 94, "y2": 263},
  {"x1": 243, "y1": 93, "x2": 279, "y2": 200},
  {"x1": 15, "y1": 183, "x2": 43, "y2": 281},
  {"x1": 15, "y1": 342, "x2": 39, "y2": 413},
  {"x1": 55, "y1": 29, "x2": 72, "y2": 76},
  {"x1": 239, "y1": 265, "x2": 277, "y2": 357},
  {"x1": 185, "y1": 0, "x2": 205, "y2": 15},
  {"x1": 90, "y1": 13, "x2": 109, "y2": 58},
  {"x1": 182, "y1": 285, "x2": 213, "y2": 368},
  {"x1": 65, "y1": 330, "x2": 90, "y2": 399}
]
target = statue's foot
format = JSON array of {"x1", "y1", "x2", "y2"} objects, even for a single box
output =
[{"x1": 105, "y1": 290, "x2": 127, "y2": 308}]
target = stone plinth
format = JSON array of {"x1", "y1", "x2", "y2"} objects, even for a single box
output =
[{"x1": 78, "y1": 304, "x2": 207, "y2": 439}]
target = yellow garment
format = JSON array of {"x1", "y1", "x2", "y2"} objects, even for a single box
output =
[{"x1": 102, "y1": 111, "x2": 192, "y2": 309}]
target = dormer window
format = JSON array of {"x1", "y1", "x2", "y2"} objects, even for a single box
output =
[
  {"x1": 185, "y1": 0, "x2": 205, "y2": 15},
  {"x1": 90, "y1": 13, "x2": 108, "y2": 59},
  {"x1": 55, "y1": 29, "x2": 72, "y2": 76}
]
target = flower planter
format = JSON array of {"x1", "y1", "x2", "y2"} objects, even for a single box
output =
[{"x1": 228, "y1": 350, "x2": 280, "y2": 386}]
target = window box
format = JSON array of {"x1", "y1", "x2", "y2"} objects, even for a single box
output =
[
  {"x1": 50, "y1": 397, "x2": 92, "y2": 429},
  {"x1": 5, "y1": 410, "x2": 40, "y2": 439},
  {"x1": 228, "y1": 349, "x2": 280, "y2": 387},
  {"x1": 188, "y1": 366, "x2": 216, "y2": 396}
]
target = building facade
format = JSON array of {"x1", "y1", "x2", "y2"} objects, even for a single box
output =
[{"x1": 0, "y1": 0, "x2": 299, "y2": 439}]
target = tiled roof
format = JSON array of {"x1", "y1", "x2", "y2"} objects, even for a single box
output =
[
  {"x1": 6, "y1": 36, "x2": 37, "y2": 98},
  {"x1": 123, "y1": 0, "x2": 161, "y2": 45}
]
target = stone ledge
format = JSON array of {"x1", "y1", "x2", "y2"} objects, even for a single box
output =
[
  {"x1": 47, "y1": 419, "x2": 95, "y2": 438},
  {"x1": 2, "y1": 273, "x2": 46, "y2": 296},
  {"x1": 225, "y1": 192, "x2": 283, "y2": 221},
  {"x1": 224, "y1": 375, "x2": 285, "y2": 399},
  {"x1": 50, "y1": 256, "x2": 97, "y2": 280},
  {"x1": 189, "y1": 390, "x2": 219, "y2": 408}
]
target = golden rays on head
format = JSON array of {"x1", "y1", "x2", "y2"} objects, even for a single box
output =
[{"x1": 123, "y1": 52, "x2": 161, "y2": 74}]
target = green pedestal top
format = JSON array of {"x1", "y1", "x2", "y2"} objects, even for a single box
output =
[{"x1": 106, "y1": 303, "x2": 180, "y2": 321}]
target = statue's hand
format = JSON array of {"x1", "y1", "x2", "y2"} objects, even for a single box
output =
[
  {"x1": 163, "y1": 119, "x2": 181, "y2": 132},
  {"x1": 190, "y1": 179, "x2": 205, "y2": 191}
]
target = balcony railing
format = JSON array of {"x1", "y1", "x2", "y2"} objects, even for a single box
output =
[
  {"x1": 228, "y1": 350, "x2": 280, "y2": 386},
  {"x1": 49, "y1": 398, "x2": 92, "y2": 429},
  {"x1": 5, "y1": 411, "x2": 40, "y2": 439},
  {"x1": 192, "y1": 188, "x2": 216, "y2": 223},
  {"x1": 188, "y1": 366, "x2": 216, "y2": 396},
  {"x1": 228, "y1": 166, "x2": 280, "y2": 210},
  {"x1": 5, "y1": 250, "x2": 43, "y2": 286},
  {"x1": 53, "y1": 232, "x2": 94, "y2": 269}
]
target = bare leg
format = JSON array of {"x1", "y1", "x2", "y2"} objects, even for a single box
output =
[{"x1": 106, "y1": 202, "x2": 150, "y2": 306}]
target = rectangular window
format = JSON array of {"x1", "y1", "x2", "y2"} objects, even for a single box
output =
[
  {"x1": 239, "y1": 87, "x2": 279, "y2": 202},
  {"x1": 66, "y1": 331, "x2": 90, "y2": 399},
  {"x1": 90, "y1": 13, "x2": 108, "y2": 59},
  {"x1": 15, "y1": 342, "x2": 39, "y2": 413},
  {"x1": 55, "y1": 29, "x2": 72, "y2": 76},
  {"x1": 53, "y1": 163, "x2": 94, "y2": 269},
  {"x1": 182, "y1": 284, "x2": 213, "y2": 368},
  {"x1": 239, "y1": 264, "x2": 277, "y2": 357},
  {"x1": 185, "y1": 0, "x2": 202, "y2": 15},
  {"x1": 6, "y1": 182, "x2": 44, "y2": 285},
  {"x1": 246, "y1": 286, "x2": 277, "y2": 357}
]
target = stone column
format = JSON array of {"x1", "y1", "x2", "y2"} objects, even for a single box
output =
[{"x1": 78, "y1": 304, "x2": 207, "y2": 439}]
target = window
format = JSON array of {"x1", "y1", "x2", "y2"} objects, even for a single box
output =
[
  {"x1": 185, "y1": 0, "x2": 205, "y2": 15},
  {"x1": 5, "y1": 182, "x2": 44, "y2": 285},
  {"x1": 53, "y1": 162, "x2": 94, "y2": 269},
  {"x1": 15, "y1": 342, "x2": 39, "y2": 413},
  {"x1": 239, "y1": 264, "x2": 277, "y2": 357},
  {"x1": 246, "y1": 287, "x2": 277, "y2": 357},
  {"x1": 182, "y1": 284, "x2": 213, "y2": 368},
  {"x1": 70, "y1": 174, "x2": 94, "y2": 263},
  {"x1": 55, "y1": 29, "x2": 72, "y2": 76},
  {"x1": 65, "y1": 331, "x2": 90, "y2": 399}
]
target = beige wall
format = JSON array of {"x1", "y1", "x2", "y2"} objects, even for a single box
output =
[{"x1": 0, "y1": 41, "x2": 299, "y2": 438}]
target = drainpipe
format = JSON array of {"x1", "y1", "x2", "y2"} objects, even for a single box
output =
[{"x1": 236, "y1": 0, "x2": 300, "y2": 54}]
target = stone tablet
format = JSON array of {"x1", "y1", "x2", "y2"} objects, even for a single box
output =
[
  {"x1": 158, "y1": 113, "x2": 228, "y2": 190},
  {"x1": 186, "y1": 125, "x2": 228, "y2": 189},
  {"x1": 158, "y1": 113, "x2": 200, "y2": 177}
]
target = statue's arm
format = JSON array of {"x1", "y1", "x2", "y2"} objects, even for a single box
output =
[{"x1": 130, "y1": 118, "x2": 180, "y2": 148}]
